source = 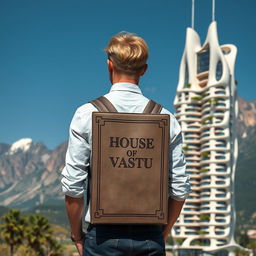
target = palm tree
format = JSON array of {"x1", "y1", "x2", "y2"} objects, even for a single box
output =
[
  {"x1": 247, "y1": 240, "x2": 256, "y2": 255},
  {"x1": 15, "y1": 244, "x2": 37, "y2": 256},
  {"x1": 0, "y1": 209, "x2": 25, "y2": 256},
  {"x1": 24, "y1": 214, "x2": 53, "y2": 256},
  {"x1": 47, "y1": 238, "x2": 63, "y2": 256}
]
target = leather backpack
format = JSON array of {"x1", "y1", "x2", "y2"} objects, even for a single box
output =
[{"x1": 90, "y1": 96, "x2": 170, "y2": 224}]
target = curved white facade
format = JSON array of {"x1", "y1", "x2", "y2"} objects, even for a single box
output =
[{"x1": 173, "y1": 21, "x2": 238, "y2": 255}]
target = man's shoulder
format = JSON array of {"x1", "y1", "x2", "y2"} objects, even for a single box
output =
[
  {"x1": 160, "y1": 106, "x2": 181, "y2": 140},
  {"x1": 160, "y1": 106, "x2": 174, "y2": 117},
  {"x1": 70, "y1": 102, "x2": 98, "y2": 131},
  {"x1": 75, "y1": 101, "x2": 98, "y2": 118},
  {"x1": 160, "y1": 106, "x2": 178, "y2": 123}
]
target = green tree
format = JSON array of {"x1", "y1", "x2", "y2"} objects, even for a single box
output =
[
  {"x1": 0, "y1": 244, "x2": 9, "y2": 256},
  {"x1": 165, "y1": 233, "x2": 173, "y2": 245},
  {"x1": 234, "y1": 248, "x2": 250, "y2": 256},
  {"x1": 209, "y1": 98, "x2": 219, "y2": 104},
  {"x1": 199, "y1": 214, "x2": 210, "y2": 222},
  {"x1": 200, "y1": 168, "x2": 209, "y2": 173},
  {"x1": 175, "y1": 238, "x2": 185, "y2": 245},
  {"x1": 247, "y1": 240, "x2": 256, "y2": 255},
  {"x1": 0, "y1": 209, "x2": 25, "y2": 256},
  {"x1": 201, "y1": 151, "x2": 210, "y2": 159},
  {"x1": 197, "y1": 230, "x2": 207, "y2": 236},
  {"x1": 15, "y1": 245, "x2": 37, "y2": 256},
  {"x1": 24, "y1": 214, "x2": 53, "y2": 256},
  {"x1": 237, "y1": 232, "x2": 250, "y2": 248},
  {"x1": 182, "y1": 145, "x2": 189, "y2": 151},
  {"x1": 191, "y1": 96, "x2": 202, "y2": 101},
  {"x1": 207, "y1": 116, "x2": 213, "y2": 122},
  {"x1": 47, "y1": 238, "x2": 63, "y2": 256},
  {"x1": 0, "y1": 210, "x2": 63, "y2": 256}
]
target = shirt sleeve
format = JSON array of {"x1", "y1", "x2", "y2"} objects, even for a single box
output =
[
  {"x1": 162, "y1": 110, "x2": 192, "y2": 201},
  {"x1": 61, "y1": 106, "x2": 91, "y2": 198}
]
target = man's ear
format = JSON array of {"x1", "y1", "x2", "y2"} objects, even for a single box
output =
[
  {"x1": 107, "y1": 59, "x2": 114, "y2": 84},
  {"x1": 107, "y1": 59, "x2": 114, "y2": 73},
  {"x1": 140, "y1": 64, "x2": 148, "y2": 76}
]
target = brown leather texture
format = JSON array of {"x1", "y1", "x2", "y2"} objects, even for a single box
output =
[
  {"x1": 143, "y1": 100, "x2": 162, "y2": 114},
  {"x1": 90, "y1": 96, "x2": 118, "y2": 113},
  {"x1": 91, "y1": 112, "x2": 170, "y2": 224}
]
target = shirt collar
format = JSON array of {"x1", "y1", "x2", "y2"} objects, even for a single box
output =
[{"x1": 109, "y1": 82, "x2": 142, "y2": 95}]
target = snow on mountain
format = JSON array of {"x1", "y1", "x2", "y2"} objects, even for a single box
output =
[
  {"x1": 9, "y1": 138, "x2": 33, "y2": 155},
  {"x1": 0, "y1": 140, "x2": 66, "y2": 209}
]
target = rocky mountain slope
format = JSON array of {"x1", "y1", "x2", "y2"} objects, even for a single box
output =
[
  {"x1": 0, "y1": 139, "x2": 67, "y2": 209},
  {"x1": 235, "y1": 97, "x2": 256, "y2": 224},
  {"x1": 235, "y1": 127, "x2": 256, "y2": 225},
  {"x1": 0, "y1": 97, "x2": 255, "y2": 221},
  {"x1": 236, "y1": 97, "x2": 256, "y2": 138}
]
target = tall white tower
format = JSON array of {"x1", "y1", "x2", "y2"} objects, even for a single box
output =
[{"x1": 172, "y1": 4, "x2": 239, "y2": 255}]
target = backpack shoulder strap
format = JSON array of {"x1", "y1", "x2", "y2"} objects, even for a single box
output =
[
  {"x1": 90, "y1": 96, "x2": 118, "y2": 112},
  {"x1": 143, "y1": 100, "x2": 163, "y2": 114}
]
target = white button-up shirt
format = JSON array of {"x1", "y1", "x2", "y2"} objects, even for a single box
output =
[{"x1": 61, "y1": 82, "x2": 191, "y2": 222}]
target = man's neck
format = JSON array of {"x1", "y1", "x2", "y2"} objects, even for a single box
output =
[{"x1": 111, "y1": 74, "x2": 140, "y2": 85}]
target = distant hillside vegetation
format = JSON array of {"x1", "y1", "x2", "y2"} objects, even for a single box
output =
[{"x1": 235, "y1": 126, "x2": 256, "y2": 227}]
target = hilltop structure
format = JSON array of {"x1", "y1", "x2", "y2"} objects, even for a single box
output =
[{"x1": 172, "y1": 11, "x2": 239, "y2": 256}]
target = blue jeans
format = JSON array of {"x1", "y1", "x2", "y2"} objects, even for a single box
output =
[{"x1": 83, "y1": 224, "x2": 166, "y2": 256}]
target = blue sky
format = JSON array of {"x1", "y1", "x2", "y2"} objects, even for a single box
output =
[{"x1": 0, "y1": 0, "x2": 255, "y2": 149}]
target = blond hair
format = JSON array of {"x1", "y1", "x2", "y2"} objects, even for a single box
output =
[{"x1": 104, "y1": 32, "x2": 149, "y2": 75}]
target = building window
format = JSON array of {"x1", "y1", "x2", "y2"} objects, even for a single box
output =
[
  {"x1": 216, "y1": 60, "x2": 223, "y2": 81},
  {"x1": 178, "y1": 249, "x2": 204, "y2": 256},
  {"x1": 216, "y1": 169, "x2": 226, "y2": 173},
  {"x1": 184, "y1": 60, "x2": 189, "y2": 88},
  {"x1": 197, "y1": 47, "x2": 210, "y2": 74},
  {"x1": 222, "y1": 47, "x2": 231, "y2": 55}
]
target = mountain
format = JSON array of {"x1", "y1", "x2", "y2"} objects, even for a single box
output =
[
  {"x1": 236, "y1": 126, "x2": 256, "y2": 223},
  {"x1": 0, "y1": 143, "x2": 10, "y2": 156},
  {"x1": 0, "y1": 138, "x2": 67, "y2": 209},
  {"x1": 236, "y1": 97, "x2": 256, "y2": 138},
  {"x1": 0, "y1": 97, "x2": 255, "y2": 226},
  {"x1": 235, "y1": 98, "x2": 256, "y2": 226},
  {"x1": 0, "y1": 139, "x2": 49, "y2": 191}
]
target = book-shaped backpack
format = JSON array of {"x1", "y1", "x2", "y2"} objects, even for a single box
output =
[{"x1": 90, "y1": 96, "x2": 170, "y2": 224}]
